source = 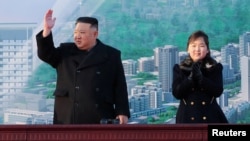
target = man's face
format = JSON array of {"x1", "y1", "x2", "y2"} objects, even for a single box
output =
[
  {"x1": 74, "y1": 22, "x2": 98, "y2": 50},
  {"x1": 187, "y1": 37, "x2": 209, "y2": 62}
]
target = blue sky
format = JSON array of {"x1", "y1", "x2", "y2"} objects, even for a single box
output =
[{"x1": 0, "y1": 0, "x2": 56, "y2": 23}]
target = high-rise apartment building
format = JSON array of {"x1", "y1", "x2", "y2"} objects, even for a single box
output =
[
  {"x1": 0, "y1": 23, "x2": 36, "y2": 94},
  {"x1": 240, "y1": 56, "x2": 250, "y2": 101},
  {"x1": 138, "y1": 56, "x2": 154, "y2": 72},
  {"x1": 221, "y1": 43, "x2": 240, "y2": 83},
  {"x1": 221, "y1": 43, "x2": 240, "y2": 74},
  {"x1": 239, "y1": 32, "x2": 250, "y2": 102},
  {"x1": 239, "y1": 32, "x2": 250, "y2": 58},
  {"x1": 148, "y1": 87, "x2": 162, "y2": 109},
  {"x1": 155, "y1": 45, "x2": 179, "y2": 92},
  {"x1": 122, "y1": 59, "x2": 137, "y2": 75},
  {"x1": 129, "y1": 94, "x2": 150, "y2": 113}
]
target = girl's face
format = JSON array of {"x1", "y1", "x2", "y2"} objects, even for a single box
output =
[{"x1": 187, "y1": 37, "x2": 209, "y2": 62}]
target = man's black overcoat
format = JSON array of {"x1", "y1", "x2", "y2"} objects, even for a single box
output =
[{"x1": 36, "y1": 31, "x2": 130, "y2": 124}]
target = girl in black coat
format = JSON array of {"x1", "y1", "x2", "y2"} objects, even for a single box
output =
[{"x1": 172, "y1": 30, "x2": 228, "y2": 123}]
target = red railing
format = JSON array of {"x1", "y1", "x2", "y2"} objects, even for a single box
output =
[{"x1": 0, "y1": 124, "x2": 208, "y2": 141}]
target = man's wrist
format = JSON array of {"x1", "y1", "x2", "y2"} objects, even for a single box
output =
[{"x1": 42, "y1": 29, "x2": 51, "y2": 37}]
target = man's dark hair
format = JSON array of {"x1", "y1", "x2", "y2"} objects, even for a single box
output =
[{"x1": 75, "y1": 17, "x2": 98, "y2": 30}]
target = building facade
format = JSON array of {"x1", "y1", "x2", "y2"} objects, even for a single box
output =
[{"x1": 0, "y1": 23, "x2": 36, "y2": 94}]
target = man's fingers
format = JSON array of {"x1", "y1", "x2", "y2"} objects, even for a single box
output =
[
  {"x1": 52, "y1": 17, "x2": 56, "y2": 22},
  {"x1": 45, "y1": 9, "x2": 52, "y2": 18},
  {"x1": 117, "y1": 116, "x2": 128, "y2": 124}
]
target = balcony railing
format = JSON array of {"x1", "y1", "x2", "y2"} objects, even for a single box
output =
[{"x1": 0, "y1": 124, "x2": 208, "y2": 141}]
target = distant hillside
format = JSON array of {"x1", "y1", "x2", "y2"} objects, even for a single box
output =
[{"x1": 94, "y1": 0, "x2": 250, "y2": 60}]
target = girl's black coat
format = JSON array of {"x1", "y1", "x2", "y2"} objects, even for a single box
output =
[{"x1": 172, "y1": 58, "x2": 228, "y2": 123}]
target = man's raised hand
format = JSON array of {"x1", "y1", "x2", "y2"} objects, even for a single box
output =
[{"x1": 43, "y1": 9, "x2": 56, "y2": 37}]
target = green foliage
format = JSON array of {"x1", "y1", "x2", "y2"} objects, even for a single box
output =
[
  {"x1": 134, "y1": 72, "x2": 157, "y2": 79},
  {"x1": 148, "y1": 117, "x2": 155, "y2": 123},
  {"x1": 224, "y1": 80, "x2": 241, "y2": 97},
  {"x1": 236, "y1": 109, "x2": 250, "y2": 124},
  {"x1": 97, "y1": 0, "x2": 250, "y2": 60},
  {"x1": 147, "y1": 106, "x2": 177, "y2": 124},
  {"x1": 224, "y1": 80, "x2": 240, "y2": 89},
  {"x1": 27, "y1": 63, "x2": 56, "y2": 88},
  {"x1": 25, "y1": 63, "x2": 56, "y2": 99}
]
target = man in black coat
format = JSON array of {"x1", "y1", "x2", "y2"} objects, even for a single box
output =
[{"x1": 36, "y1": 9, "x2": 130, "y2": 124}]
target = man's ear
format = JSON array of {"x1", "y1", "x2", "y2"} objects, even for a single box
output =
[{"x1": 94, "y1": 30, "x2": 98, "y2": 37}]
